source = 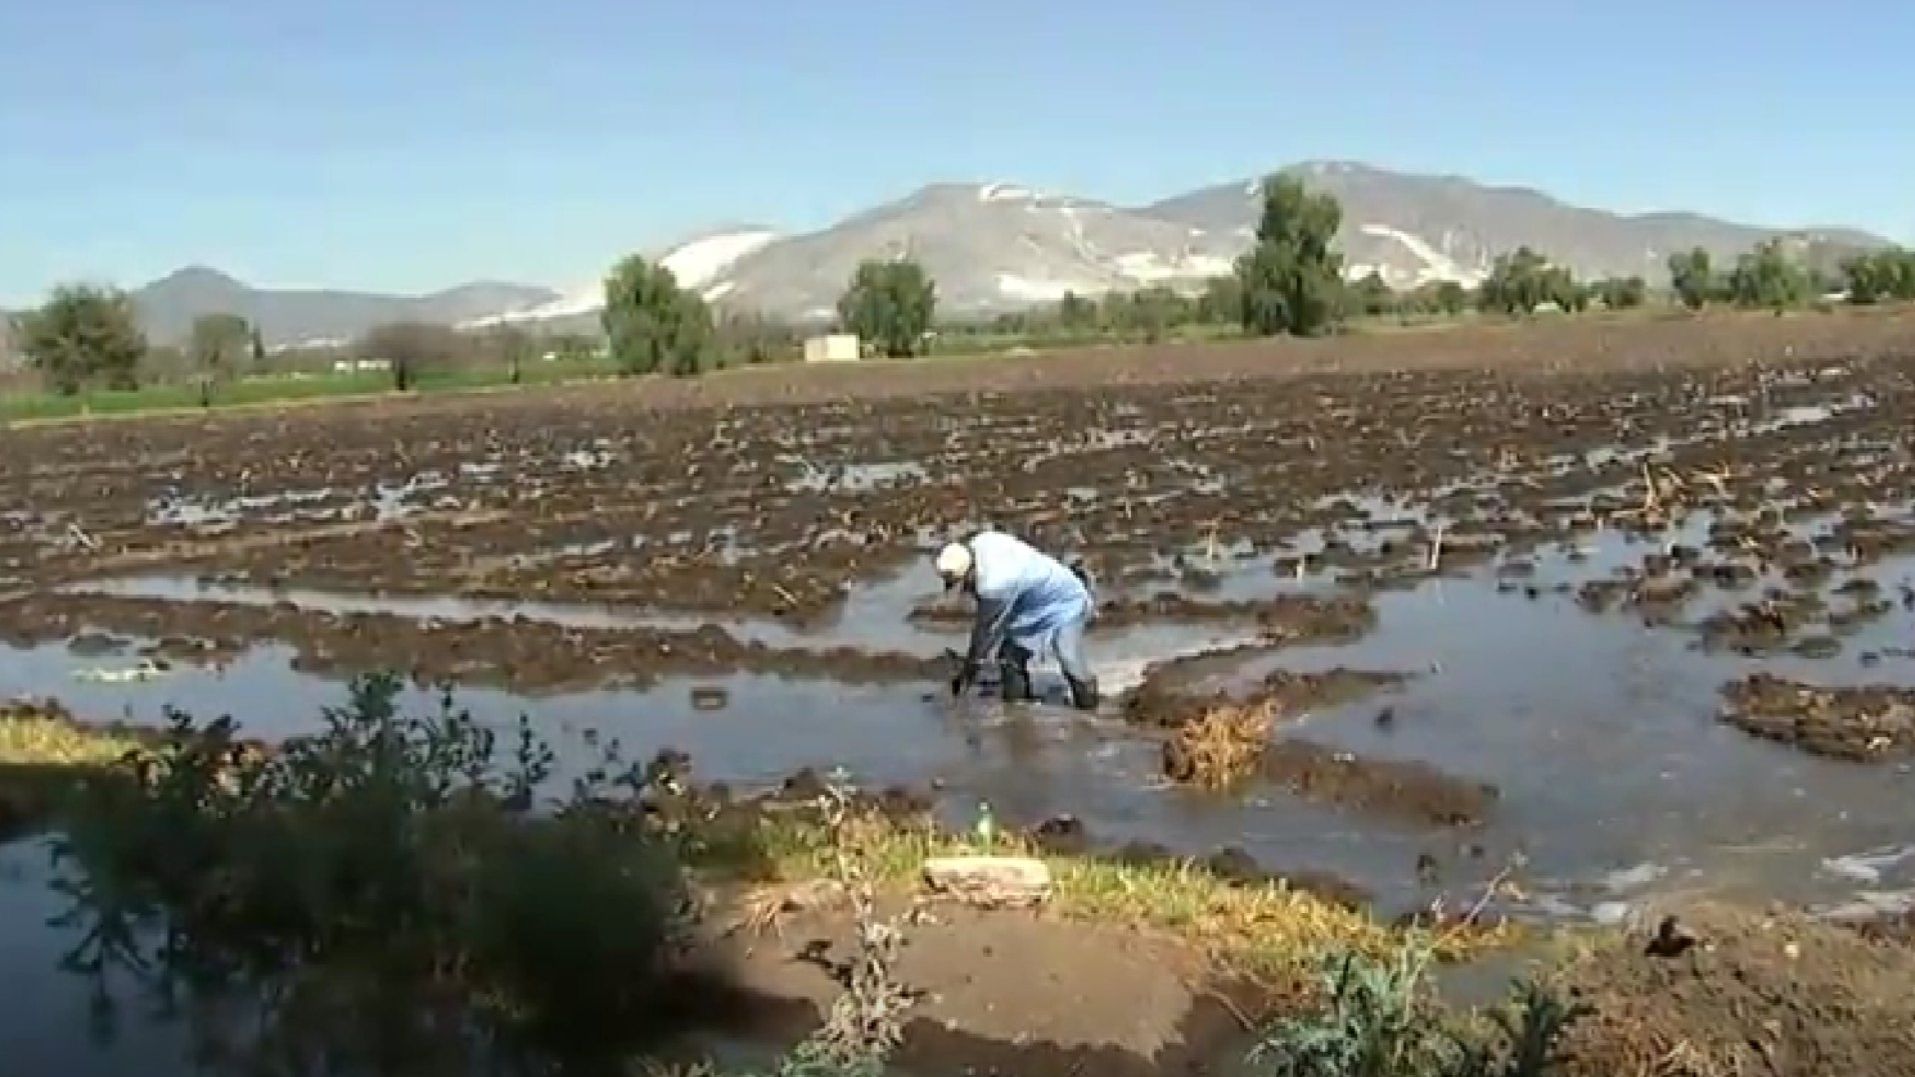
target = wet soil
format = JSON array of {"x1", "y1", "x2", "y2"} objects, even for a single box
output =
[
  {"x1": 1121, "y1": 647, "x2": 1486, "y2": 829},
  {"x1": 0, "y1": 591, "x2": 949, "y2": 693},
  {"x1": 2, "y1": 314, "x2": 1915, "y2": 948},
  {"x1": 1720, "y1": 672, "x2": 1915, "y2": 761},
  {"x1": 2, "y1": 313, "x2": 1909, "y2": 628},
  {"x1": 699, "y1": 895, "x2": 1265, "y2": 1077},
  {"x1": 1122, "y1": 650, "x2": 1407, "y2": 728},
  {"x1": 1257, "y1": 740, "x2": 1499, "y2": 829},
  {"x1": 1555, "y1": 904, "x2": 1915, "y2": 1077},
  {"x1": 11, "y1": 313, "x2": 1915, "y2": 1070}
]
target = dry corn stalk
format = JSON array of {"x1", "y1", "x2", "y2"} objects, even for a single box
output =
[{"x1": 1163, "y1": 699, "x2": 1278, "y2": 790}]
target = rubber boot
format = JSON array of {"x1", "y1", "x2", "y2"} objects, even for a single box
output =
[
  {"x1": 1064, "y1": 672, "x2": 1100, "y2": 712},
  {"x1": 998, "y1": 646, "x2": 1036, "y2": 703}
]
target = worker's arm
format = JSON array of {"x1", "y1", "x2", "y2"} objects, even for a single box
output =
[{"x1": 951, "y1": 592, "x2": 1016, "y2": 694}]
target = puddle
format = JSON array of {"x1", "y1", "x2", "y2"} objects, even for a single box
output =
[
  {"x1": 62, "y1": 572, "x2": 1284, "y2": 671},
  {"x1": 66, "y1": 571, "x2": 942, "y2": 655},
  {"x1": 143, "y1": 466, "x2": 502, "y2": 531},
  {"x1": 14, "y1": 478, "x2": 1915, "y2": 933},
  {"x1": 1217, "y1": 564, "x2": 1915, "y2": 918},
  {"x1": 783, "y1": 459, "x2": 929, "y2": 492},
  {"x1": 0, "y1": 838, "x2": 200, "y2": 1076},
  {"x1": 22, "y1": 551, "x2": 1915, "y2": 925}
]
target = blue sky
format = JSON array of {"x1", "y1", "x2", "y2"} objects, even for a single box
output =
[{"x1": 3, "y1": 0, "x2": 1910, "y2": 304}]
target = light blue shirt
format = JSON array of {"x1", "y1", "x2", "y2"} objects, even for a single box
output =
[{"x1": 966, "y1": 530, "x2": 1091, "y2": 654}]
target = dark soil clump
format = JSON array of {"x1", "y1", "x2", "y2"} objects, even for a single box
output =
[
  {"x1": 1555, "y1": 905, "x2": 1915, "y2": 1077},
  {"x1": 1258, "y1": 740, "x2": 1497, "y2": 828},
  {"x1": 1720, "y1": 673, "x2": 1915, "y2": 761},
  {"x1": 0, "y1": 593, "x2": 948, "y2": 694},
  {"x1": 1121, "y1": 646, "x2": 1406, "y2": 729}
]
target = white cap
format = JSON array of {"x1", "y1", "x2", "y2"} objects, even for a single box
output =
[{"x1": 935, "y1": 541, "x2": 973, "y2": 582}]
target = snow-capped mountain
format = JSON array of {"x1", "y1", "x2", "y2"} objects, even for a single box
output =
[{"x1": 111, "y1": 162, "x2": 1890, "y2": 342}]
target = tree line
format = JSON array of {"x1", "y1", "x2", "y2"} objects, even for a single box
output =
[
  {"x1": 10, "y1": 187, "x2": 1914, "y2": 396},
  {"x1": 982, "y1": 177, "x2": 1902, "y2": 336},
  {"x1": 1, "y1": 255, "x2": 942, "y2": 397},
  {"x1": 599, "y1": 253, "x2": 939, "y2": 374}
]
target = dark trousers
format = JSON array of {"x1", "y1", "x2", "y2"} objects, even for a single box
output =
[{"x1": 997, "y1": 628, "x2": 1098, "y2": 711}]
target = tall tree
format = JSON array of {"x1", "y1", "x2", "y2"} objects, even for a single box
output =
[
  {"x1": 1726, "y1": 239, "x2": 1810, "y2": 312},
  {"x1": 1431, "y1": 281, "x2": 1470, "y2": 317},
  {"x1": 1668, "y1": 248, "x2": 1715, "y2": 310},
  {"x1": 1057, "y1": 291, "x2": 1098, "y2": 334},
  {"x1": 1595, "y1": 276, "x2": 1648, "y2": 310},
  {"x1": 1841, "y1": 248, "x2": 1915, "y2": 304},
  {"x1": 1544, "y1": 266, "x2": 1588, "y2": 312},
  {"x1": 714, "y1": 312, "x2": 799, "y2": 365},
  {"x1": 1196, "y1": 275, "x2": 1244, "y2": 325},
  {"x1": 360, "y1": 322, "x2": 466, "y2": 392},
  {"x1": 1234, "y1": 174, "x2": 1344, "y2": 337},
  {"x1": 1478, "y1": 247, "x2": 1568, "y2": 316},
  {"x1": 1111, "y1": 286, "x2": 1189, "y2": 344},
  {"x1": 190, "y1": 313, "x2": 252, "y2": 406},
  {"x1": 838, "y1": 258, "x2": 937, "y2": 358},
  {"x1": 485, "y1": 324, "x2": 534, "y2": 384},
  {"x1": 602, "y1": 255, "x2": 715, "y2": 376},
  {"x1": 16, "y1": 284, "x2": 147, "y2": 395},
  {"x1": 1350, "y1": 271, "x2": 1395, "y2": 318}
]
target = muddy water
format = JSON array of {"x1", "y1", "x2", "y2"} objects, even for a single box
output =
[
  {"x1": 14, "y1": 530, "x2": 1915, "y2": 926},
  {"x1": 0, "y1": 839, "x2": 198, "y2": 1076}
]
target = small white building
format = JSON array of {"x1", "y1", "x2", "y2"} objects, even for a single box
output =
[{"x1": 802, "y1": 333, "x2": 861, "y2": 363}]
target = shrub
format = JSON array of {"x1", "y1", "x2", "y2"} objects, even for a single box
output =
[
  {"x1": 1248, "y1": 934, "x2": 1586, "y2": 1077},
  {"x1": 48, "y1": 673, "x2": 692, "y2": 1074}
]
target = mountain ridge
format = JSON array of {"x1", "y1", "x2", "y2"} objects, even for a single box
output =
[{"x1": 14, "y1": 162, "x2": 1894, "y2": 346}]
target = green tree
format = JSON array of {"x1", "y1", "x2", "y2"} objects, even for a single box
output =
[
  {"x1": 838, "y1": 258, "x2": 937, "y2": 358},
  {"x1": 546, "y1": 332, "x2": 600, "y2": 364},
  {"x1": 1350, "y1": 271, "x2": 1395, "y2": 318},
  {"x1": 1726, "y1": 239, "x2": 1810, "y2": 312},
  {"x1": 1197, "y1": 275, "x2": 1244, "y2": 325},
  {"x1": 250, "y1": 326, "x2": 267, "y2": 366},
  {"x1": 1668, "y1": 248, "x2": 1716, "y2": 310},
  {"x1": 1841, "y1": 247, "x2": 1915, "y2": 304},
  {"x1": 1400, "y1": 280, "x2": 1469, "y2": 318},
  {"x1": 1235, "y1": 174, "x2": 1345, "y2": 337},
  {"x1": 1103, "y1": 286, "x2": 1190, "y2": 343},
  {"x1": 602, "y1": 255, "x2": 715, "y2": 376},
  {"x1": 1595, "y1": 276, "x2": 1648, "y2": 310},
  {"x1": 1478, "y1": 247, "x2": 1566, "y2": 316},
  {"x1": 1057, "y1": 291, "x2": 1099, "y2": 334},
  {"x1": 190, "y1": 312, "x2": 252, "y2": 407},
  {"x1": 483, "y1": 324, "x2": 534, "y2": 384},
  {"x1": 360, "y1": 321, "x2": 466, "y2": 392},
  {"x1": 714, "y1": 311, "x2": 800, "y2": 365},
  {"x1": 1544, "y1": 266, "x2": 1588, "y2": 312},
  {"x1": 16, "y1": 284, "x2": 148, "y2": 395}
]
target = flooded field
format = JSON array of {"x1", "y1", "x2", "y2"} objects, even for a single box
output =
[{"x1": 6, "y1": 317, "x2": 1915, "y2": 1068}]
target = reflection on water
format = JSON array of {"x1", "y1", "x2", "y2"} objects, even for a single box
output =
[{"x1": 0, "y1": 838, "x2": 197, "y2": 1077}]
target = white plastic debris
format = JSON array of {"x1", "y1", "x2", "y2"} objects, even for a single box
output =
[
  {"x1": 73, "y1": 660, "x2": 171, "y2": 684},
  {"x1": 922, "y1": 855, "x2": 1053, "y2": 908}
]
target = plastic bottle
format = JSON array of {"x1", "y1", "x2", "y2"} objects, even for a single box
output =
[{"x1": 974, "y1": 801, "x2": 996, "y2": 849}]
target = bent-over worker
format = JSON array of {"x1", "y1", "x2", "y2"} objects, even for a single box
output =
[{"x1": 936, "y1": 531, "x2": 1099, "y2": 710}]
